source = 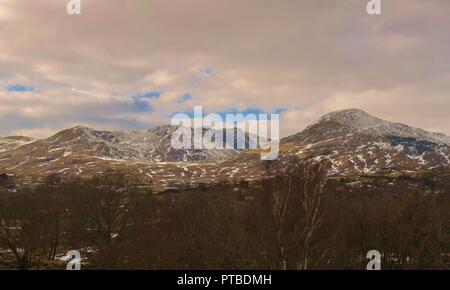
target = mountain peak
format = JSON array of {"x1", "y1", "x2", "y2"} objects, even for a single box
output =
[
  {"x1": 304, "y1": 108, "x2": 450, "y2": 145},
  {"x1": 47, "y1": 125, "x2": 98, "y2": 143},
  {"x1": 319, "y1": 108, "x2": 389, "y2": 130},
  {"x1": 71, "y1": 125, "x2": 93, "y2": 131}
]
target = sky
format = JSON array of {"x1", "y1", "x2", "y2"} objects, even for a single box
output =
[{"x1": 0, "y1": 0, "x2": 449, "y2": 138}]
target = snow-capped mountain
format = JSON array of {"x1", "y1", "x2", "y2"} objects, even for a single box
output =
[
  {"x1": 281, "y1": 109, "x2": 450, "y2": 175},
  {"x1": 0, "y1": 125, "x2": 252, "y2": 184},
  {"x1": 1, "y1": 108, "x2": 449, "y2": 187},
  {"x1": 309, "y1": 109, "x2": 450, "y2": 145},
  {"x1": 39, "y1": 125, "x2": 239, "y2": 162}
]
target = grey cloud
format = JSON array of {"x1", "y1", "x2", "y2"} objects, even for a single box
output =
[{"x1": 0, "y1": 0, "x2": 449, "y2": 138}]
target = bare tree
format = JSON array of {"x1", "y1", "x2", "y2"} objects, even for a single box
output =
[
  {"x1": 262, "y1": 159, "x2": 330, "y2": 270},
  {"x1": 0, "y1": 192, "x2": 45, "y2": 269},
  {"x1": 296, "y1": 161, "x2": 329, "y2": 270}
]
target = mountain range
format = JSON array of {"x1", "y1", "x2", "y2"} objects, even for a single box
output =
[{"x1": 1, "y1": 108, "x2": 449, "y2": 189}]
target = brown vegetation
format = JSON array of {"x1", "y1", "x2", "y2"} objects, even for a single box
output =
[{"x1": 0, "y1": 162, "x2": 449, "y2": 269}]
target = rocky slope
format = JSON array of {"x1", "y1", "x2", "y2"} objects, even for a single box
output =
[
  {"x1": 1, "y1": 109, "x2": 449, "y2": 188},
  {"x1": 0, "y1": 136, "x2": 35, "y2": 153},
  {"x1": 0, "y1": 125, "x2": 255, "y2": 187},
  {"x1": 280, "y1": 109, "x2": 450, "y2": 175}
]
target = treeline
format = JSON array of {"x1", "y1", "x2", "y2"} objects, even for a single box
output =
[{"x1": 0, "y1": 162, "x2": 448, "y2": 269}]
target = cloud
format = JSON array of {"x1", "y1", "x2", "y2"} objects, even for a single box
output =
[
  {"x1": 0, "y1": 0, "x2": 449, "y2": 138},
  {"x1": 142, "y1": 70, "x2": 177, "y2": 86}
]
